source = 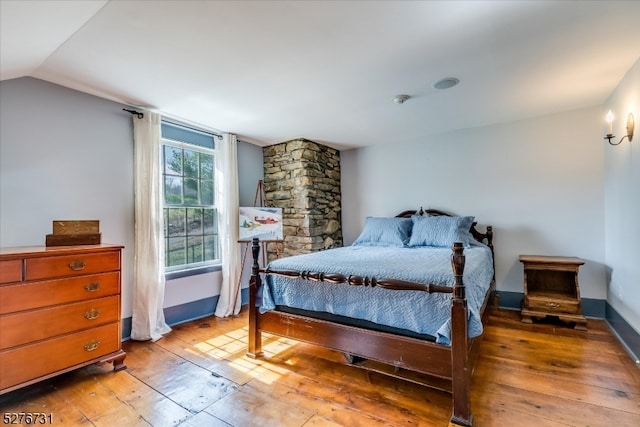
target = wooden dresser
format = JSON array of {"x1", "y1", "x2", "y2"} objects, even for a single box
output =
[{"x1": 0, "y1": 244, "x2": 126, "y2": 394}]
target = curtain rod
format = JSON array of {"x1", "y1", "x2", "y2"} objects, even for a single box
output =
[
  {"x1": 123, "y1": 108, "x2": 144, "y2": 119},
  {"x1": 123, "y1": 108, "x2": 223, "y2": 140}
]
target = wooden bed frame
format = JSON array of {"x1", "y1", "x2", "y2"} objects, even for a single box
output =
[{"x1": 247, "y1": 208, "x2": 495, "y2": 426}]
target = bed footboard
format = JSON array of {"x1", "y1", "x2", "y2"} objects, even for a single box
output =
[{"x1": 247, "y1": 237, "x2": 473, "y2": 426}]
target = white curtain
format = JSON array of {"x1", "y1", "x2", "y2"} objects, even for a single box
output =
[
  {"x1": 131, "y1": 111, "x2": 172, "y2": 341},
  {"x1": 214, "y1": 133, "x2": 241, "y2": 317}
]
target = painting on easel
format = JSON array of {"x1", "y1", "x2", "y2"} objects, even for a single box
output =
[{"x1": 239, "y1": 206, "x2": 283, "y2": 241}]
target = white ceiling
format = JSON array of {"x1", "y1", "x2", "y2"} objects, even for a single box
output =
[{"x1": 2, "y1": 0, "x2": 639, "y2": 150}]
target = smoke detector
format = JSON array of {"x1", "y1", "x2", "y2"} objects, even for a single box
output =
[{"x1": 393, "y1": 94, "x2": 410, "y2": 104}]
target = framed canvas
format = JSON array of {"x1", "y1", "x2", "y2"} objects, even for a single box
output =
[{"x1": 239, "y1": 207, "x2": 283, "y2": 241}]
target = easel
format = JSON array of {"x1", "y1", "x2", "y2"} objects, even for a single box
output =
[{"x1": 232, "y1": 180, "x2": 283, "y2": 313}]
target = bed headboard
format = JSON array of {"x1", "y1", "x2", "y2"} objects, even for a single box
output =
[{"x1": 395, "y1": 207, "x2": 494, "y2": 250}]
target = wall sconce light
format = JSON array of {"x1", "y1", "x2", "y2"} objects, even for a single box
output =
[{"x1": 605, "y1": 111, "x2": 635, "y2": 145}]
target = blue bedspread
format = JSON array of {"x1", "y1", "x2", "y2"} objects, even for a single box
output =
[{"x1": 258, "y1": 244, "x2": 494, "y2": 345}]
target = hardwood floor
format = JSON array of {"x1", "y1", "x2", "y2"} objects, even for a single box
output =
[{"x1": 1, "y1": 309, "x2": 638, "y2": 426}]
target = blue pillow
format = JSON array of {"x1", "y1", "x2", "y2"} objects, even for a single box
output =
[
  {"x1": 352, "y1": 217, "x2": 412, "y2": 247},
  {"x1": 408, "y1": 215, "x2": 475, "y2": 248}
]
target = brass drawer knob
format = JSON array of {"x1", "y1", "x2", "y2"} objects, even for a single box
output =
[
  {"x1": 84, "y1": 309, "x2": 100, "y2": 320},
  {"x1": 546, "y1": 302, "x2": 560, "y2": 308},
  {"x1": 84, "y1": 340, "x2": 101, "y2": 352},
  {"x1": 69, "y1": 260, "x2": 86, "y2": 271},
  {"x1": 84, "y1": 282, "x2": 100, "y2": 292}
]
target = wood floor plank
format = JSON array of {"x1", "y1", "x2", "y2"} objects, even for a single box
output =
[
  {"x1": 202, "y1": 388, "x2": 315, "y2": 427},
  {"x1": 248, "y1": 372, "x2": 420, "y2": 427},
  {"x1": 122, "y1": 339, "x2": 237, "y2": 414},
  {"x1": 474, "y1": 381, "x2": 640, "y2": 426},
  {"x1": 55, "y1": 373, "x2": 129, "y2": 420},
  {"x1": 177, "y1": 410, "x2": 232, "y2": 426},
  {"x1": 300, "y1": 415, "x2": 344, "y2": 427},
  {"x1": 92, "y1": 363, "x2": 193, "y2": 426},
  {"x1": 474, "y1": 358, "x2": 640, "y2": 414},
  {"x1": 312, "y1": 404, "x2": 418, "y2": 427},
  {"x1": 484, "y1": 323, "x2": 628, "y2": 358},
  {"x1": 154, "y1": 329, "x2": 255, "y2": 385},
  {"x1": 245, "y1": 339, "x2": 456, "y2": 426},
  {"x1": 479, "y1": 332, "x2": 640, "y2": 394}
]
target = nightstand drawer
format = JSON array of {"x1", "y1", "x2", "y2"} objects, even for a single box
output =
[
  {"x1": 525, "y1": 294, "x2": 580, "y2": 314},
  {"x1": 0, "y1": 322, "x2": 121, "y2": 391},
  {"x1": 0, "y1": 272, "x2": 120, "y2": 314},
  {"x1": 0, "y1": 295, "x2": 120, "y2": 349},
  {"x1": 25, "y1": 251, "x2": 120, "y2": 281}
]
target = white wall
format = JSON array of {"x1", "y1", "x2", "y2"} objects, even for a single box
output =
[
  {"x1": 238, "y1": 140, "x2": 265, "y2": 207},
  {"x1": 604, "y1": 58, "x2": 640, "y2": 332},
  {"x1": 235, "y1": 140, "x2": 265, "y2": 294},
  {"x1": 0, "y1": 77, "x2": 264, "y2": 320},
  {"x1": 0, "y1": 77, "x2": 136, "y2": 316},
  {"x1": 341, "y1": 106, "x2": 606, "y2": 299}
]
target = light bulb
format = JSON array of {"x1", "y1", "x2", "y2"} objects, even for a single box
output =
[{"x1": 606, "y1": 110, "x2": 614, "y2": 134}]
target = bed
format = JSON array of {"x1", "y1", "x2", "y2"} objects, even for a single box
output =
[{"x1": 247, "y1": 208, "x2": 495, "y2": 426}]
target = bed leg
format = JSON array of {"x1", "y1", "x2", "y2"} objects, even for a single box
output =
[
  {"x1": 247, "y1": 237, "x2": 263, "y2": 359},
  {"x1": 450, "y1": 242, "x2": 472, "y2": 426}
]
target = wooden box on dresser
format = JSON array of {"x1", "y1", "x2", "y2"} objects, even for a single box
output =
[{"x1": 0, "y1": 244, "x2": 126, "y2": 394}]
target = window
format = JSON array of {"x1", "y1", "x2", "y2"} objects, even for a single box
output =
[{"x1": 161, "y1": 122, "x2": 219, "y2": 274}]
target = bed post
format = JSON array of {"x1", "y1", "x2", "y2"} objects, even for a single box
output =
[
  {"x1": 450, "y1": 242, "x2": 472, "y2": 426},
  {"x1": 247, "y1": 237, "x2": 263, "y2": 358}
]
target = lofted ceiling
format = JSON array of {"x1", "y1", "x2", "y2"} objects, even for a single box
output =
[{"x1": 1, "y1": 0, "x2": 639, "y2": 150}]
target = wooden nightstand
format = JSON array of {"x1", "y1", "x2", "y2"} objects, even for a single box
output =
[{"x1": 519, "y1": 255, "x2": 587, "y2": 330}]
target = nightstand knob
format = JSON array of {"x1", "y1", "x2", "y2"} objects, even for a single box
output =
[{"x1": 546, "y1": 302, "x2": 560, "y2": 308}]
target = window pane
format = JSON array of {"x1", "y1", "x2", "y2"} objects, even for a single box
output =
[
  {"x1": 165, "y1": 177, "x2": 183, "y2": 205},
  {"x1": 162, "y1": 123, "x2": 214, "y2": 149},
  {"x1": 164, "y1": 239, "x2": 169, "y2": 266},
  {"x1": 167, "y1": 236, "x2": 186, "y2": 267},
  {"x1": 204, "y1": 235, "x2": 217, "y2": 261},
  {"x1": 163, "y1": 211, "x2": 169, "y2": 237},
  {"x1": 184, "y1": 178, "x2": 198, "y2": 204},
  {"x1": 167, "y1": 208, "x2": 186, "y2": 236},
  {"x1": 203, "y1": 209, "x2": 215, "y2": 233},
  {"x1": 183, "y1": 150, "x2": 199, "y2": 178},
  {"x1": 187, "y1": 208, "x2": 203, "y2": 235},
  {"x1": 200, "y1": 154, "x2": 214, "y2": 180},
  {"x1": 164, "y1": 146, "x2": 183, "y2": 176},
  {"x1": 201, "y1": 180, "x2": 214, "y2": 205},
  {"x1": 187, "y1": 236, "x2": 204, "y2": 264}
]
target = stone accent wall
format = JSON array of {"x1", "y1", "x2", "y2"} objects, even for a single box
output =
[{"x1": 263, "y1": 138, "x2": 342, "y2": 260}]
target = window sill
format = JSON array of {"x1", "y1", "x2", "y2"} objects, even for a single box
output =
[{"x1": 165, "y1": 264, "x2": 221, "y2": 281}]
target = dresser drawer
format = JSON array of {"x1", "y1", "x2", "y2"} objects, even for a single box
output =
[
  {"x1": 0, "y1": 322, "x2": 121, "y2": 391},
  {"x1": 0, "y1": 296, "x2": 120, "y2": 350},
  {"x1": 25, "y1": 250, "x2": 120, "y2": 281},
  {"x1": 0, "y1": 271, "x2": 120, "y2": 314},
  {"x1": 0, "y1": 259, "x2": 22, "y2": 284},
  {"x1": 525, "y1": 294, "x2": 580, "y2": 314}
]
